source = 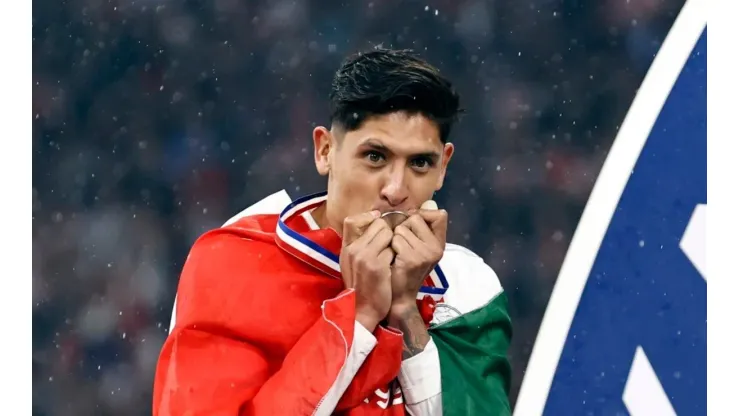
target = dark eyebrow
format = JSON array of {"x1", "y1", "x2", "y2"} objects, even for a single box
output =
[{"x1": 360, "y1": 139, "x2": 441, "y2": 162}]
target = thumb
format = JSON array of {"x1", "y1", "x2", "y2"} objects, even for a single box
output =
[
  {"x1": 420, "y1": 200, "x2": 438, "y2": 210},
  {"x1": 417, "y1": 201, "x2": 447, "y2": 243}
]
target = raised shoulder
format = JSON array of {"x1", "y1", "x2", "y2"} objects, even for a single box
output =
[
  {"x1": 224, "y1": 189, "x2": 291, "y2": 226},
  {"x1": 434, "y1": 243, "x2": 504, "y2": 320},
  {"x1": 168, "y1": 229, "x2": 283, "y2": 333}
]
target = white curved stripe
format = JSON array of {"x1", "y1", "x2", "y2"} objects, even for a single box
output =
[{"x1": 513, "y1": 1, "x2": 707, "y2": 414}]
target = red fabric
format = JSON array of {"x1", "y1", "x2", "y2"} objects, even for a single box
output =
[
  {"x1": 417, "y1": 295, "x2": 437, "y2": 326},
  {"x1": 153, "y1": 214, "x2": 408, "y2": 415}
]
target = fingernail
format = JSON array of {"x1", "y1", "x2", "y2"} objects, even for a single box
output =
[
  {"x1": 371, "y1": 210, "x2": 381, "y2": 218},
  {"x1": 421, "y1": 200, "x2": 438, "y2": 210}
]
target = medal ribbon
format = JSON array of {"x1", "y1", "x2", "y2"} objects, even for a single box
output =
[{"x1": 274, "y1": 191, "x2": 449, "y2": 305}]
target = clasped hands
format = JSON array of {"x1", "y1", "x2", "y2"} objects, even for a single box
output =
[{"x1": 339, "y1": 202, "x2": 448, "y2": 332}]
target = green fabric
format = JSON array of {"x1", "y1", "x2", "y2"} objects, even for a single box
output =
[{"x1": 429, "y1": 292, "x2": 513, "y2": 416}]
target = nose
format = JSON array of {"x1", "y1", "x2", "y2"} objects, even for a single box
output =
[{"x1": 380, "y1": 164, "x2": 409, "y2": 208}]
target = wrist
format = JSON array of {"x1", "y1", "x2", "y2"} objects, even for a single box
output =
[
  {"x1": 388, "y1": 301, "x2": 420, "y2": 326},
  {"x1": 386, "y1": 301, "x2": 430, "y2": 360},
  {"x1": 389, "y1": 299, "x2": 418, "y2": 316},
  {"x1": 356, "y1": 309, "x2": 382, "y2": 332}
]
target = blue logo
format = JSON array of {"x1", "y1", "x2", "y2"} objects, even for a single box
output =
[{"x1": 515, "y1": 1, "x2": 706, "y2": 415}]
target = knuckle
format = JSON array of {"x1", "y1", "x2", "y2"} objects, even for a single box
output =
[
  {"x1": 432, "y1": 242, "x2": 444, "y2": 255},
  {"x1": 354, "y1": 256, "x2": 366, "y2": 268},
  {"x1": 352, "y1": 250, "x2": 367, "y2": 263},
  {"x1": 353, "y1": 258, "x2": 368, "y2": 273},
  {"x1": 345, "y1": 245, "x2": 358, "y2": 258},
  {"x1": 364, "y1": 261, "x2": 381, "y2": 274}
]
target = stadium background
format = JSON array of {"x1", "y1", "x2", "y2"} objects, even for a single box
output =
[{"x1": 32, "y1": 0, "x2": 685, "y2": 414}]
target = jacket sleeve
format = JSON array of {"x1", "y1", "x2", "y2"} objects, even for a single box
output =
[
  {"x1": 398, "y1": 338, "x2": 443, "y2": 416},
  {"x1": 153, "y1": 231, "x2": 377, "y2": 416}
]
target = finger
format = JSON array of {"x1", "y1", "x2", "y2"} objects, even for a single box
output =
[
  {"x1": 420, "y1": 200, "x2": 438, "y2": 210},
  {"x1": 342, "y1": 210, "x2": 381, "y2": 246},
  {"x1": 351, "y1": 218, "x2": 392, "y2": 249},
  {"x1": 378, "y1": 246, "x2": 395, "y2": 267},
  {"x1": 400, "y1": 214, "x2": 438, "y2": 245},
  {"x1": 391, "y1": 232, "x2": 415, "y2": 255},
  {"x1": 393, "y1": 224, "x2": 429, "y2": 253},
  {"x1": 365, "y1": 226, "x2": 394, "y2": 255},
  {"x1": 416, "y1": 209, "x2": 448, "y2": 243}
]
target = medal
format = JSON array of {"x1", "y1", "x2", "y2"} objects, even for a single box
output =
[{"x1": 380, "y1": 211, "x2": 409, "y2": 229}]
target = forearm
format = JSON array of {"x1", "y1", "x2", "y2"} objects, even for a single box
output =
[{"x1": 387, "y1": 303, "x2": 430, "y2": 359}]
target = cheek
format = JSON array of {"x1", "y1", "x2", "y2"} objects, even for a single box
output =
[
  {"x1": 409, "y1": 173, "x2": 441, "y2": 201},
  {"x1": 339, "y1": 165, "x2": 378, "y2": 194},
  {"x1": 332, "y1": 160, "x2": 366, "y2": 186}
]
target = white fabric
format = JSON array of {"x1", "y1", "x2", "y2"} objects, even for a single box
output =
[
  {"x1": 223, "y1": 189, "x2": 292, "y2": 226},
  {"x1": 432, "y1": 243, "x2": 504, "y2": 325},
  {"x1": 353, "y1": 320, "x2": 379, "y2": 349},
  {"x1": 399, "y1": 338, "x2": 443, "y2": 416}
]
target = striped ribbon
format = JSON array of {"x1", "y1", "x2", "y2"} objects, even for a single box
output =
[{"x1": 274, "y1": 191, "x2": 449, "y2": 301}]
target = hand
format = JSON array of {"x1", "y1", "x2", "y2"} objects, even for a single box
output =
[
  {"x1": 339, "y1": 211, "x2": 395, "y2": 332},
  {"x1": 389, "y1": 207, "x2": 448, "y2": 308}
]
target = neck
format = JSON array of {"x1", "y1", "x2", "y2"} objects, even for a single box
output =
[
  {"x1": 310, "y1": 203, "x2": 331, "y2": 230},
  {"x1": 310, "y1": 195, "x2": 345, "y2": 234}
]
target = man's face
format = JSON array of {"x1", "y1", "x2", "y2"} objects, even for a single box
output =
[{"x1": 313, "y1": 112, "x2": 454, "y2": 230}]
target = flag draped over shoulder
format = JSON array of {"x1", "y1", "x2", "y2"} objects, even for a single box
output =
[{"x1": 430, "y1": 291, "x2": 512, "y2": 415}]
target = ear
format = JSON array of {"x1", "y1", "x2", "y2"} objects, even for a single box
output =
[
  {"x1": 313, "y1": 126, "x2": 334, "y2": 176},
  {"x1": 435, "y1": 142, "x2": 455, "y2": 190}
]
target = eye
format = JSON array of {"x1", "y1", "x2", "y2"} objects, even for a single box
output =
[
  {"x1": 365, "y1": 151, "x2": 385, "y2": 164},
  {"x1": 410, "y1": 157, "x2": 434, "y2": 171}
]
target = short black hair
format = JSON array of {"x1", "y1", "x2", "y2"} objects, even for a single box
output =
[{"x1": 329, "y1": 48, "x2": 462, "y2": 142}]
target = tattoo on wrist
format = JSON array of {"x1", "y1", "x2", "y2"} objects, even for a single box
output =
[{"x1": 392, "y1": 307, "x2": 430, "y2": 359}]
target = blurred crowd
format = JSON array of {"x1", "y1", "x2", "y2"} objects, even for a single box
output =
[{"x1": 32, "y1": 0, "x2": 684, "y2": 414}]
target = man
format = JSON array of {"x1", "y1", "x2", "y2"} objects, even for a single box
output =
[{"x1": 154, "y1": 49, "x2": 512, "y2": 415}]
